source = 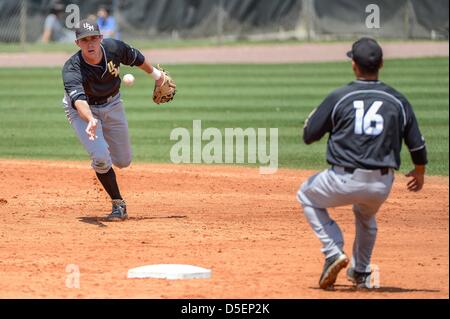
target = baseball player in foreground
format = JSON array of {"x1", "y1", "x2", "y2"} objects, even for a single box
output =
[
  {"x1": 297, "y1": 38, "x2": 428, "y2": 290},
  {"x1": 62, "y1": 19, "x2": 176, "y2": 221}
]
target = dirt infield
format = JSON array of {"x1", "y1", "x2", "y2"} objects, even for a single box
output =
[
  {"x1": 0, "y1": 159, "x2": 447, "y2": 298},
  {"x1": 0, "y1": 41, "x2": 448, "y2": 67}
]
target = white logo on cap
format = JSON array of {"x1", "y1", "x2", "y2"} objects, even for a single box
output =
[{"x1": 83, "y1": 22, "x2": 94, "y2": 31}]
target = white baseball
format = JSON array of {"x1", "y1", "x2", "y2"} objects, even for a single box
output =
[{"x1": 123, "y1": 73, "x2": 135, "y2": 86}]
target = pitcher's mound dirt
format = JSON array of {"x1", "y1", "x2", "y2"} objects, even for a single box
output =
[{"x1": 0, "y1": 160, "x2": 447, "y2": 298}]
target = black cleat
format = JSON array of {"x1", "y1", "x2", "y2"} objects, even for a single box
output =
[
  {"x1": 347, "y1": 267, "x2": 374, "y2": 290},
  {"x1": 106, "y1": 199, "x2": 128, "y2": 221},
  {"x1": 319, "y1": 252, "x2": 349, "y2": 289}
]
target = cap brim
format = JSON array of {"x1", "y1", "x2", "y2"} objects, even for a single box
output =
[
  {"x1": 346, "y1": 50, "x2": 353, "y2": 59},
  {"x1": 76, "y1": 31, "x2": 102, "y2": 40}
]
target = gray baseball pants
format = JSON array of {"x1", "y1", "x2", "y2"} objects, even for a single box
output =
[
  {"x1": 297, "y1": 166, "x2": 394, "y2": 273},
  {"x1": 62, "y1": 93, "x2": 132, "y2": 174}
]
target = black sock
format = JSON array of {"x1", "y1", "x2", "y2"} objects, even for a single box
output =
[{"x1": 96, "y1": 168, "x2": 122, "y2": 200}]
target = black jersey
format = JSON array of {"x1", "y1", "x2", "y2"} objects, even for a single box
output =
[
  {"x1": 62, "y1": 38, "x2": 145, "y2": 107},
  {"x1": 303, "y1": 80, "x2": 428, "y2": 170}
]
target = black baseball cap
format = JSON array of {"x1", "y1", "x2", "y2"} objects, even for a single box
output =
[
  {"x1": 75, "y1": 19, "x2": 102, "y2": 40},
  {"x1": 347, "y1": 37, "x2": 383, "y2": 71}
]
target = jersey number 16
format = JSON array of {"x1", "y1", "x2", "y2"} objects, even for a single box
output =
[{"x1": 353, "y1": 101, "x2": 384, "y2": 136}]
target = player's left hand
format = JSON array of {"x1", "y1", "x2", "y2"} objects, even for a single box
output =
[
  {"x1": 155, "y1": 72, "x2": 165, "y2": 87},
  {"x1": 153, "y1": 65, "x2": 176, "y2": 104},
  {"x1": 405, "y1": 169, "x2": 425, "y2": 192}
]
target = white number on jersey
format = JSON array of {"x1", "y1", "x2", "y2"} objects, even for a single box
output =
[{"x1": 353, "y1": 101, "x2": 384, "y2": 136}]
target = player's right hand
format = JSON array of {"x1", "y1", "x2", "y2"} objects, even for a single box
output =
[{"x1": 86, "y1": 118, "x2": 98, "y2": 141}]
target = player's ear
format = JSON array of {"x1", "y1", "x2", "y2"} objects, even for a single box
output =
[
  {"x1": 379, "y1": 60, "x2": 384, "y2": 70},
  {"x1": 351, "y1": 60, "x2": 358, "y2": 73}
]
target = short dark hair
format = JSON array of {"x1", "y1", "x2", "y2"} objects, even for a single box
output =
[
  {"x1": 98, "y1": 5, "x2": 110, "y2": 15},
  {"x1": 355, "y1": 60, "x2": 382, "y2": 76},
  {"x1": 50, "y1": 2, "x2": 65, "y2": 15}
]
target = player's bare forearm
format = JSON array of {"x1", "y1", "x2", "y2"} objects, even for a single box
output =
[
  {"x1": 41, "y1": 29, "x2": 51, "y2": 43},
  {"x1": 138, "y1": 59, "x2": 164, "y2": 87},
  {"x1": 74, "y1": 100, "x2": 98, "y2": 140},
  {"x1": 138, "y1": 59, "x2": 154, "y2": 74},
  {"x1": 74, "y1": 100, "x2": 98, "y2": 141},
  {"x1": 414, "y1": 165, "x2": 426, "y2": 175},
  {"x1": 74, "y1": 100, "x2": 95, "y2": 122}
]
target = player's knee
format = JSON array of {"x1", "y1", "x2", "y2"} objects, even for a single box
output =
[
  {"x1": 367, "y1": 220, "x2": 378, "y2": 233},
  {"x1": 356, "y1": 215, "x2": 378, "y2": 234},
  {"x1": 91, "y1": 155, "x2": 112, "y2": 174},
  {"x1": 296, "y1": 186, "x2": 311, "y2": 207},
  {"x1": 113, "y1": 157, "x2": 131, "y2": 169},
  {"x1": 363, "y1": 224, "x2": 378, "y2": 238}
]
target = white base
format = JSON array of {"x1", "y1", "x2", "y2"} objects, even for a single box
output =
[{"x1": 127, "y1": 264, "x2": 212, "y2": 280}]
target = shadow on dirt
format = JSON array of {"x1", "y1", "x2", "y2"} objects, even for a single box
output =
[
  {"x1": 310, "y1": 284, "x2": 440, "y2": 294},
  {"x1": 78, "y1": 215, "x2": 187, "y2": 227}
]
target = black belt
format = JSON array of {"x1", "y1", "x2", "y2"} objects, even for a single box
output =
[
  {"x1": 90, "y1": 92, "x2": 119, "y2": 106},
  {"x1": 341, "y1": 167, "x2": 390, "y2": 176}
]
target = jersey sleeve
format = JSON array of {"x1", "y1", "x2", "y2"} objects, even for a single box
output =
[
  {"x1": 303, "y1": 92, "x2": 338, "y2": 144},
  {"x1": 62, "y1": 61, "x2": 87, "y2": 109},
  {"x1": 44, "y1": 14, "x2": 56, "y2": 31},
  {"x1": 116, "y1": 40, "x2": 145, "y2": 67},
  {"x1": 403, "y1": 99, "x2": 428, "y2": 165},
  {"x1": 105, "y1": 17, "x2": 117, "y2": 33}
]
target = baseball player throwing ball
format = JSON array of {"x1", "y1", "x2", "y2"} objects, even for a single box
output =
[
  {"x1": 297, "y1": 38, "x2": 428, "y2": 290},
  {"x1": 62, "y1": 19, "x2": 176, "y2": 221}
]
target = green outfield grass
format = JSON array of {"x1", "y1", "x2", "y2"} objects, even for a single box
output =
[{"x1": 0, "y1": 58, "x2": 448, "y2": 175}]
